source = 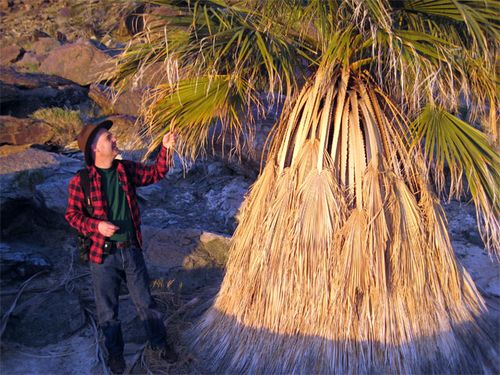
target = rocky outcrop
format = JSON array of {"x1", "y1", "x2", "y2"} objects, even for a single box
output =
[
  {"x1": 39, "y1": 40, "x2": 113, "y2": 85},
  {"x1": 0, "y1": 147, "x2": 81, "y2": 236},
  {"x1": 0, "y1": 116, "x2": 54, "y2": 145},
  {"x1": 0, "y1": 67, "x2": 74, "y2": 89},
  {"x1": 0, "y1": 68, "x2": 89, "y2": 117},
  {"x1": 89, "y1": 83, "x2": 142, "y2": 116}
]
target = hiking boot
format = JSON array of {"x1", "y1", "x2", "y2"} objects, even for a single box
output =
[{"x1": 107, "y1": 354, "x2": 126, "y2": 374}]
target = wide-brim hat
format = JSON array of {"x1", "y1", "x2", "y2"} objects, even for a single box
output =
[{"x1": 77, "y1": 119, "x2": 113, "y2": 165}]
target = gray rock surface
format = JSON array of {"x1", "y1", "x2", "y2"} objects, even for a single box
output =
[
  {"x1": 0, "y1": 147, "x2": 81, "y2": 235},
  {"x1": 3, "y1": 290, "x2": 86, "y2": 347},
  {"x1": 0, "y1": 243, "x2": 52, "y2": 281}
]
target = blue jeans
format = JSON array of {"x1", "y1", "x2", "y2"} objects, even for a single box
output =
[{"x1": 90, "y1": 246, "x2": 166, "y2": 356}]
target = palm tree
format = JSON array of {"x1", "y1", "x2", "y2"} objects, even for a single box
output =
[{"x1": 106, "y1": 0, "x2": 499, "y2": 372}]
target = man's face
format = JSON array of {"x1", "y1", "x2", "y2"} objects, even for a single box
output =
[{"x1": 92, "y1": 129, "x2": 119, "y2": 161}]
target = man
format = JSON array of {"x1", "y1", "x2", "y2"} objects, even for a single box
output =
[{"x1": 65, "y1": 119, "x2": 177, "y2": 374}]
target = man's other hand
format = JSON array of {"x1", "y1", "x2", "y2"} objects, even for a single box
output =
[
  {"x1": 98, "y1": 221, "x2": 119, "y2": 237},
  {"x1": 162, "y1": 132, "x2": 177, "y2": 149}
]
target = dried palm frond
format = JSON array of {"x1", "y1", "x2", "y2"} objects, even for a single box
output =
[{"x1": 188, "y1": 65, "x2": 496, "y2": 373}]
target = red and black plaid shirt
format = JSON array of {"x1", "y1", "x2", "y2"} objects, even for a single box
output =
[{"x1": 65, "y1": 147, "x2": 171, "y2": 264}]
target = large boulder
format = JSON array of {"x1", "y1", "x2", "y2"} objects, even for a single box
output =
[
  {"x1": 89, "y1": 83, "x2": 142, "y2": 116},
  {"x1": 0, "y1": 116, "x2": 54, "y2": 145},
  {"x1": 0, "y1": 147, "x2": 81, "y2": 236},
  {"x1": 141, "y1": 226, "x2": 230, "y2": 293},
  {"x1": 39, "y1": 40, "x2": 113, "y2": 85},
  {"x1": 0, "y1": 68, "x2": 89, "y2": 117},
  {"x1": 142, "y1": 226, "x2": 202, "y2": 274},
  {"x1": 0, "y1": 67, "x2": 74, "y2": 89},
  {"x1": 183, "y1": 231, "x2": 231, "y2": 270},
  {"x1": 34, "y1": 174, "x2": 73, "y2": 219}
]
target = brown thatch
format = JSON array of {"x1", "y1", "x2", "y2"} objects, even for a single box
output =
[{"x1": 187, "y1": 67, "x2": 497, "y2": 374}]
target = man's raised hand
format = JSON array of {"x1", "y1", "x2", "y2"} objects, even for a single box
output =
[{"x1": 162, "y1": 132, "x2": 177, "y2": 149}]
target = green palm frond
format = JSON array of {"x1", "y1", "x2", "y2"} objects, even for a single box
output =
[
  {"x1": 402, "y1": 0, "x2": 499, "y2": 52},
  {"x1": 106, "y1": 0, "x2": 306, "y2": 158},
  {"x1": 412, "y1": 105, "x2": 500, "y2": 255},
  {"x1": 142, "y1": 74, "x2": 256, "y2": 159},
  {"x1": 346, "y1": 0, "x2": 499, "y2": 132}
]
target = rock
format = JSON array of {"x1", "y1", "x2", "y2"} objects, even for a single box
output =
[
  {"x1": 3, "y1": 290, "x2": 86, "y2": 347},
  {"x1": 0, "y1": 67, "x2": 75, "y2": 89},
  {"x1": 0, "y1": 147, "x2": 80, "y2": 181},
  {"x1": 89, "y1": 83, "x2": 141, "y2": 116},
  {"x1": 0, "y1": 0, "x2": 12, "y2": 11},
  {"x1": 137, "y1": 183, "x2": 165, "y2": 203},
  {"x1": 485, "y1": 277, "x2": 500, "y2": 297},
  {"x1": 0, "y1": 116, "x2": 54, "y2": 145},
  {"x1": 56, "y1": 31, "x2": 67, "y2": 44},
  {"x1": 142, "y1": 208, "x2": 180, "y2": 227},
  {"x1": 39, "y1": 40, "x2": 113, "y2": 85},
  {"x1": 57, "y1": 7, "x2": 71, "y2": 19},
  {"x1": 205, "y1": 177, "x2": 249, "y2": 230},
  {"x1": 0, "y1": 68, "x2": 89, "y2": 117},
  {"x1": 0, "y1": 82, "x2": 21, "y2": 104},
  {"x1": 0, "y1": 144, "x2": 31, "y2": 156},
  {"x1": 14, "y1": 52, "x2": 42, "y2": 72},
  {"x1": 141, "y1": 226, "x2": 230, "y2": 294},
  {"x1": 183, "y1": 231, "x2": 231, "y2": 269},
  {"x1": 142, "y1": 226, "x2": 202, "y2": 273},
  {"x1": 30, "y1": 37, "x2": 61, "y2": 56},
  {"x1": 0, "y1": 243, "x2": 51, "y2": 281},
  {"x1": 34, "y1": 174, "x2": 73, "y2": 217},
  {"x1": 0, "y1": 45, "x2": 24, "y2": 65},
  {"x1": 33, "y1": 29, "x2": 50, "y2": 39},
  {"x1": 0, "y1": 147, "x2": 81, "y2": 236}
]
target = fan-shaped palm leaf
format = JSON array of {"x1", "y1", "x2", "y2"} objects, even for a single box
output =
[{"x1": 413, "y1": 105, "x2": 500, "y2": 255}]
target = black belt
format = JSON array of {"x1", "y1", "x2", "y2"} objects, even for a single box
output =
[{"x1": 103, "y1": 239, "x2": 137, "y2": 254}]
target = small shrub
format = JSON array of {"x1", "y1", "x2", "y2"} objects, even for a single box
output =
[{"x1": 31, "y1": 107, "x2": 83, "y2": 147}]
